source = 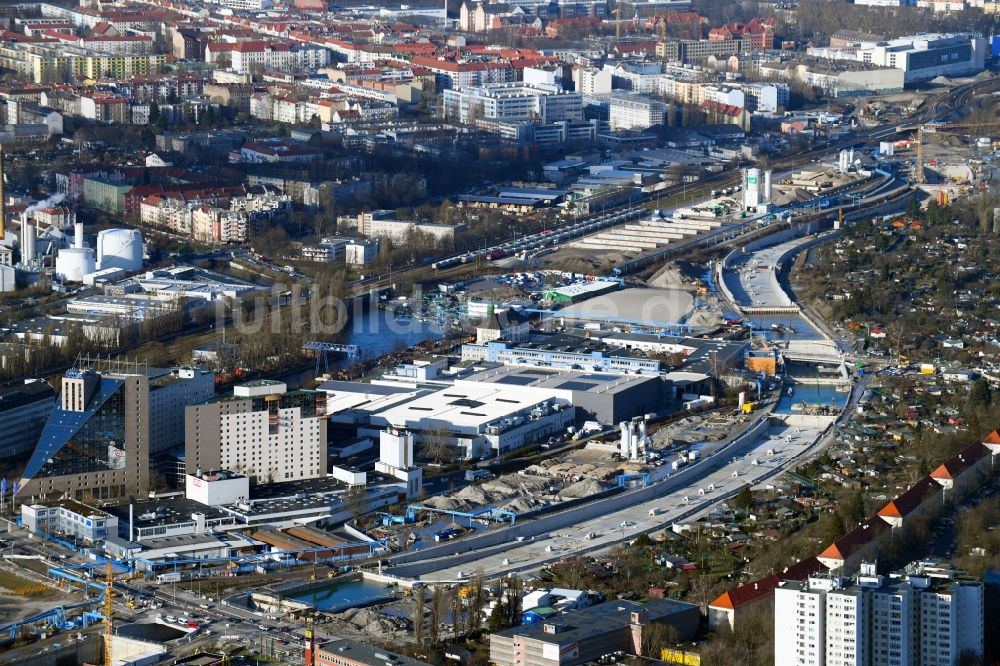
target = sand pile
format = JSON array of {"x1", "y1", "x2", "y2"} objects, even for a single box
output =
[
  {"x1": 334, "y1": 607, "x2": 399, "y2": 634},
  {"x1": 559, "y1": 478, "x2": 606, "y2": 499}
]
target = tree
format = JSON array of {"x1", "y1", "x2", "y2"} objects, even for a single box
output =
[
  {"x1": 732, "y1": 485, "x2": 754, "y2": 514},
  {"x1": 468, "y1": 570, "x2": 486, "y2": 633},
  {"x1": 818, "y1": 510, "x2": 846, "y2": 547},
  {"x1": 428, "y1": 585, "x2": 450, "y2": 645},
  {"x1": 344, "y1": 484, "x2": 366, "y2": 522},
  {"x1": 688, "y1": 575, "x2": 715, "y2": 611},
  {"x1": 840, "y1": 490, "x2": 866, "y2": 530},
  {"x1": 411, "y1": 587, "x2": 425, "y2": 645},
  {"x1": 418, "y1": 427, "x2": 453, "y2": 465},
  {"x1": 487, "y1": 601, "x2": 508, "y2": 631},
  {"x1": 640, "y1": 621, "x2": 679, "y2": 658},
  {"x1": 149, "y1": 100, "x2": 161, "y2": 127},
  {"x1": 969, "y1": 379, "x2": 992, "y2": 407}
]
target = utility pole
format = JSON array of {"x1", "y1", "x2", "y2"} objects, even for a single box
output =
[{"x1": 104, "y1": 562, "x2": 113, "y2": 666}]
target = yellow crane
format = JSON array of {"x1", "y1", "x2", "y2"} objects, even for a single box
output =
[
  {"x1": 904, "y1": 121, "x2": 1000, "y2": 183},
  {"x1": 611, "y1": 7, "x2": 622, "y2": 40},
  {"x1": 104, "y1": 562, "x2": 113, "y2": 666}
]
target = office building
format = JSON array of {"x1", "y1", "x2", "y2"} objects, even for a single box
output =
[
  {"x1": 808, "y1": 33, "x2": 987, "y2": 82},
  {"x1": 0, "y1": 378, "x2": 55, "y2": 457},
  {"x1": 774, "y1": 561, "x2": 984, "y2": 666},
  {"x1": 20, "y1": 499, "x2": 118, "y2": 545},
  {"x1": 490, "y1": 599, "x2": 699, "y2": 666},
  {"x1": 18, "y1": 365, "x2": 151, "y2": 502},
  {"x1": 185, "y1": 380, "x2": 328, "y2": 484},
  {"x1": 442, "y1": 82, "x2": 583, "y2": 125},
  {"x1": 608, "y1": 92, "x2": 667, "y2": 130}
]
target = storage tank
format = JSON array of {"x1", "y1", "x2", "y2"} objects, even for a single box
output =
[
  {"x1": 56, "y1": 222, "x2": 96, "y2": 282},
  {"x1": 743, "y1": 168, "x2": 761, "y2": 210},
  {"x1": 56, "y1": 247, "x2": 96, "y2": 282},
  {"x1": 96, "y1": 228, "x2": 143, "y2": 272}
]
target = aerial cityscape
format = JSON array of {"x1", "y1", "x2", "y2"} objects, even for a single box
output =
[{"x1": 0, "y1": 0, "x2": 997, "y2": 665}]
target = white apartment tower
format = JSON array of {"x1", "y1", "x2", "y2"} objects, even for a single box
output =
[
  {"x1": 775, "y1": 561, "x2": 984, "y2": 666},
  {"x1": 775, "y1": 577, "x2": 831, "y2": 666},
  {"x1": 825, "y1": 587, "x2": 865, "y2": 666}
]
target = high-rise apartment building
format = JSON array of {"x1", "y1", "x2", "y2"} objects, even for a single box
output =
[
  {"x1": 185, "y1": 380, "x2": 328, "y2": 484},
  {"x1": 775, "y1": 562, "x2": 984, "y2": 666}
]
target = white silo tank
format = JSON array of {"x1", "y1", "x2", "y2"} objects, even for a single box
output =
[
  {"x1": 743, "y1": 168, "x2": 761, "y2": 210},
  {"x1": 0, "y1": 264, "x2": 14, "y2": 292},
  {"x1": 97, "y1": 228, "x2": 143, "y2": 272},
  {"x1": 56, "y1": 247, "x2": 96, "y2": 282}
]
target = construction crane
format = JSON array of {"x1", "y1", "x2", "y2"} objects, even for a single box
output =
[
  {"x1": 611, "y1": 7, "x2": 622, "y2": 40},
  {"x1": 104, "y1": 562, "x2": 113, "y2": 666},
  {"x1": 904, "y1": 121, "x2": 1000, "y2": 183}
]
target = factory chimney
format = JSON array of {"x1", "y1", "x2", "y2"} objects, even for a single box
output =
[
  {"x1": 74, "y1": 222, "x2": 84, "y2": 249},
  {"x1": 20, "y1": 212, "x2": 34, "y2": 266},
  {"x1": 0, "y1": 145, "x2": 6, "y2": 242}
]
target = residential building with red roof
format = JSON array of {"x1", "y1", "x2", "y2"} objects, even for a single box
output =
[
  {"x1": 708, "y1": 556, "x2": 824, "y2": 631},
  {"x1": 929, "y1": 441, "x2": 990, "y2": 491},
  {"x1": 876, "y1": 476, "x2": 940, "y2": 528}
]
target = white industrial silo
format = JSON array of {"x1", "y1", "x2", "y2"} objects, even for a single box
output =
[
  {"x1": 96, "y1": 228, "x2": 143, "y2": 272},
  {"x1": 19, "y1": 212, "x2": 35, "y2": 266},
  {"x1": 743, "y1": 168, "x2": 761, "y2": 210},
  {"x1": 55, "y1": 223, "x2": 96, "y2": 282}
]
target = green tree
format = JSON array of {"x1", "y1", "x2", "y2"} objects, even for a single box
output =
[
  {"x1": 818, "y1": 510, "x2": 846, "y2": 547},
  {"x1": 969, "y1": 379, "x2": 992, "y2": 407},
  {"x1": 732, "y1": 484, "x2": 754, "y2": 513},
  {"x1": 487, "y1": 601, "x2": 509, "y2": 631},
  {"x1": 840, "y1": 490, "x2": 865, "y2": 530},
  {"x1": 633, "y1": 533, "x2": 653, "y2": 548}
]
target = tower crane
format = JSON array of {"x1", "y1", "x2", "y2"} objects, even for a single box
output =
[
  {"x1": 611, "y1": 7, "x2": 622, "y2": 40},
  {"x1": 903, "y1": 121, "x2": 1000, "y2": 183}
]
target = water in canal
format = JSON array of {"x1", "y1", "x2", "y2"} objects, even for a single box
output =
[
  {"x1": 775, "y1": 383, "x2": 850, "y2": 414},
  {"x1": 290, "y1": 578, "x2": 395, "y2": 612},
  {"x1": 279, "y1": 306, "x2": 446, "y2": 388}
]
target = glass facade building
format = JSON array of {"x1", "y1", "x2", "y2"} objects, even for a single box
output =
[{"x1": 18, "y1": 368, "x2": 149, "y2": 502}]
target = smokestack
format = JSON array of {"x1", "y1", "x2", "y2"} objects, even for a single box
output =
[
  {"x1": 74, "y1": 222, "x2": 83, "y2": 249},
  {"x1": 20, "y1": 212, "x2": 34, "y2": 265},
  {"x1": 0, "y1": 146, "x2": 5, "y2": 242}
]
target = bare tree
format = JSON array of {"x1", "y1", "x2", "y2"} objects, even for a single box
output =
[
  {"x1": 344, "y1": 484, "x2": 366, "y2": 522},
  {"x1": 411, "y1": 587, "x2": 425, "y2": 646},
  {"x1": 418, "y1": 427, "x2": 454, "y2": 465},
  {"x1": 468, "y1": 570, "x2": 486, "y2": 633},
  {"x1": 428, "y1": 585, "x2": 450, "y2": 645},
  {"x1": 688, "y1": 575, "x2": 716, "y2": 612},
  {"x1": 640, "y1": 621, "x2": 679, "y2": 658}
]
